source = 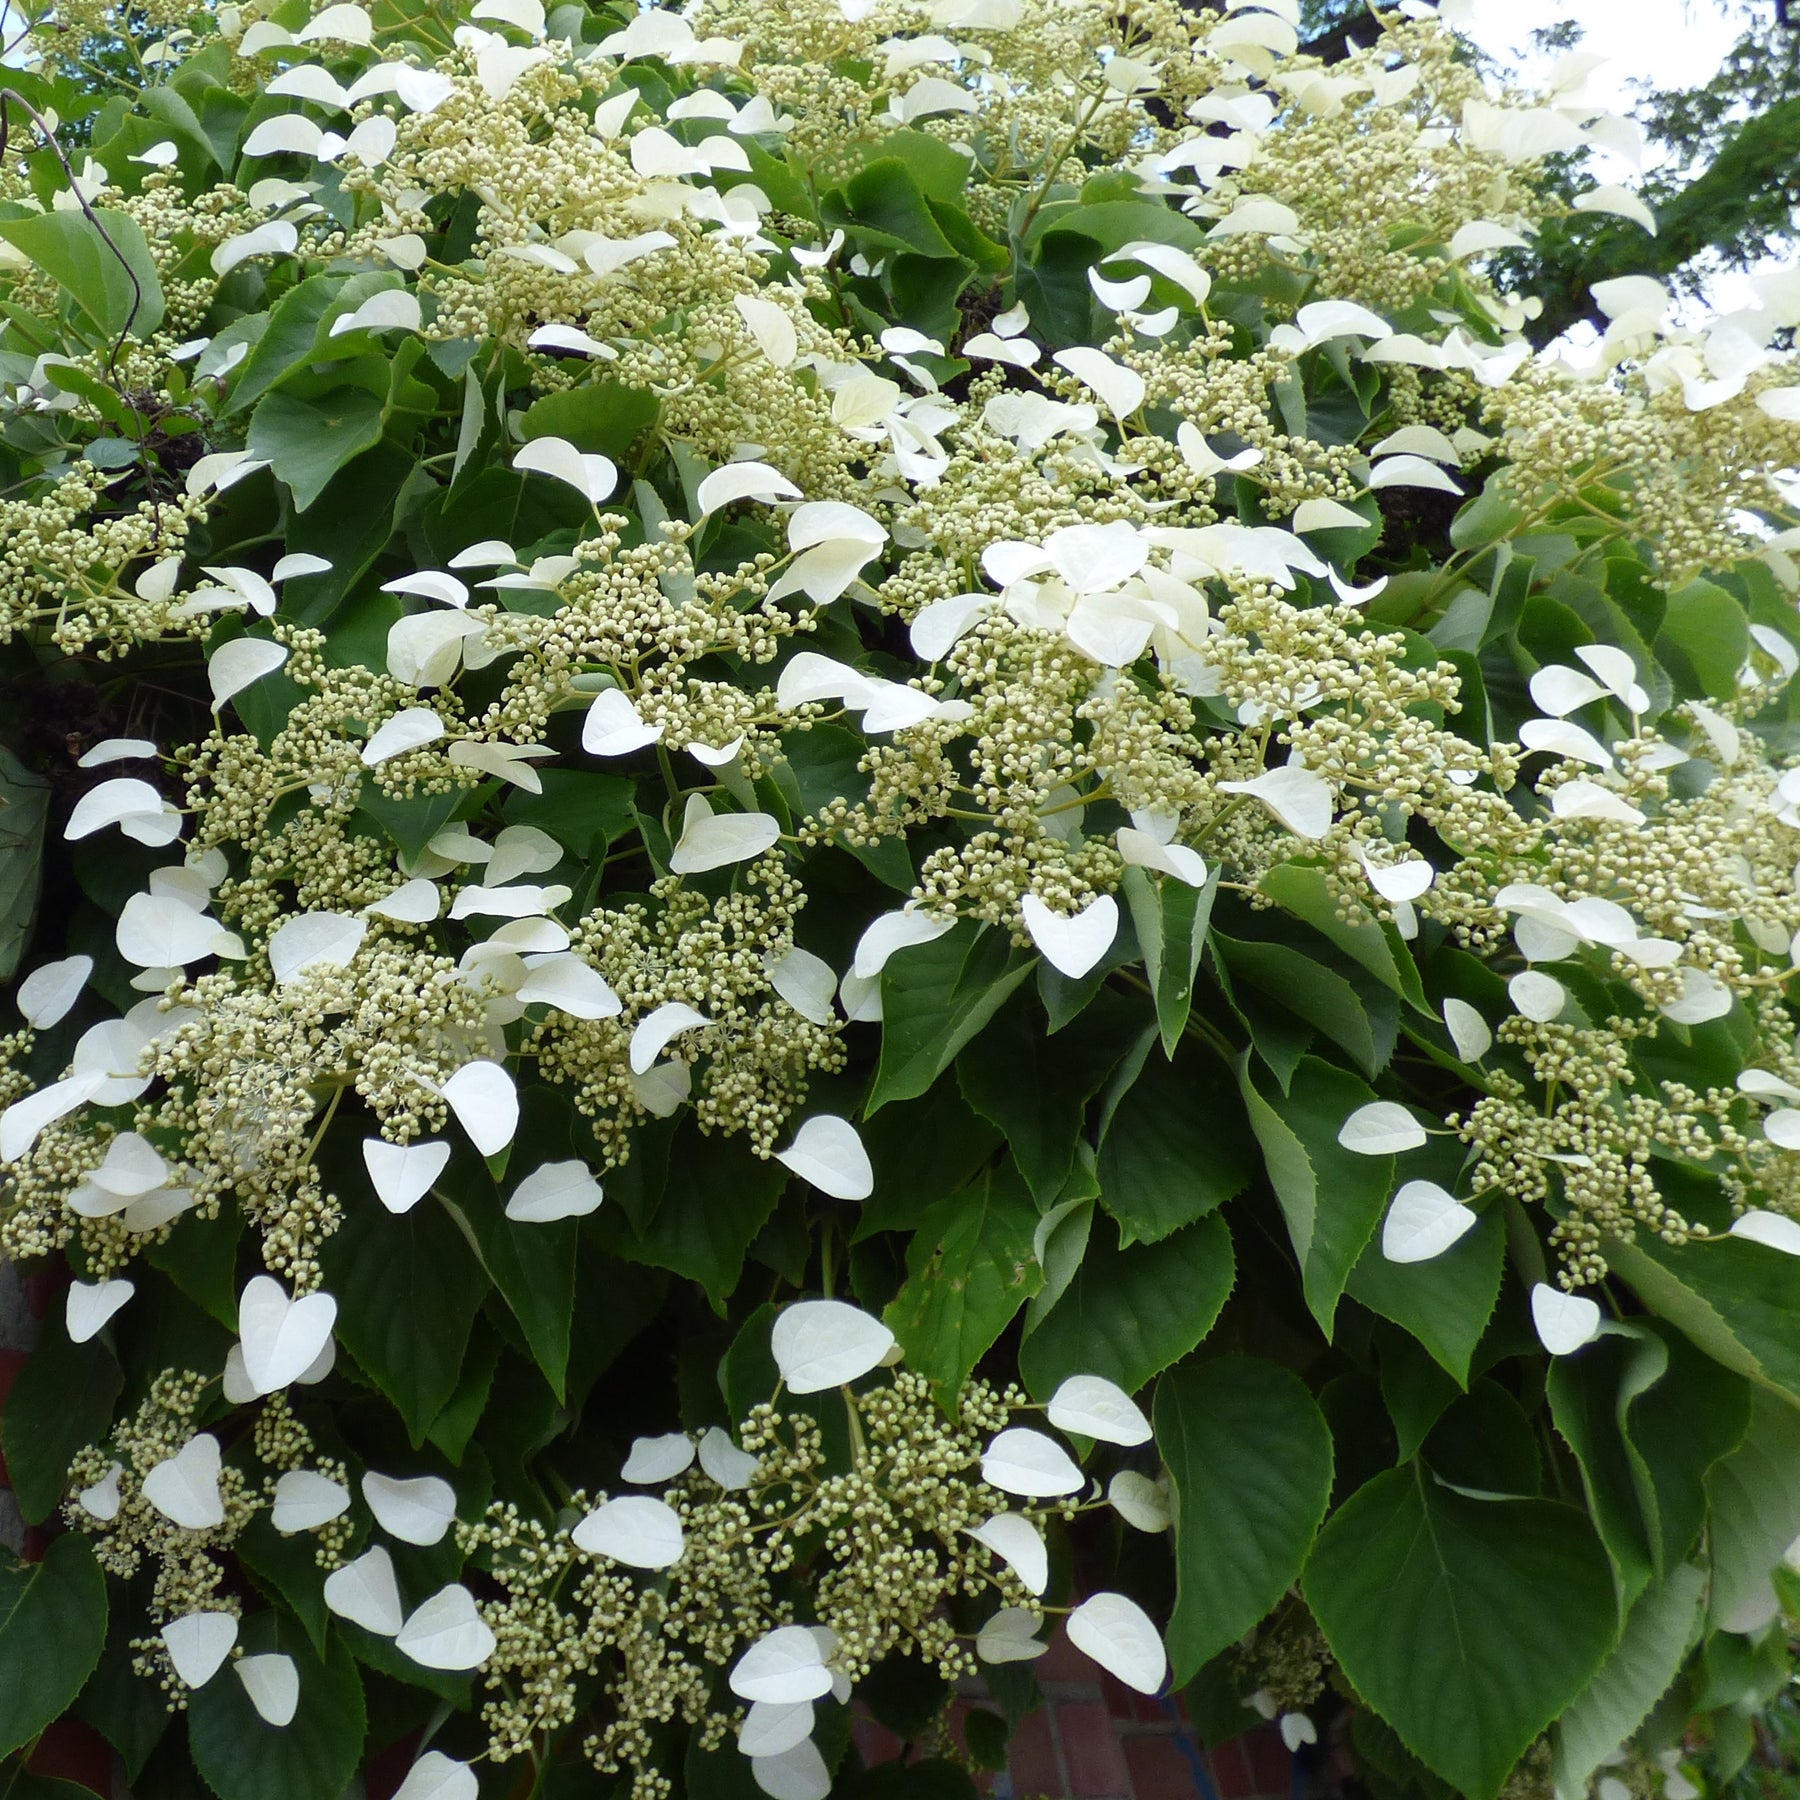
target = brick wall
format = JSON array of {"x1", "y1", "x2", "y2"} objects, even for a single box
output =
[{"x1": 854, "y1": 1628, "x2": 1298, "y2": 1800}]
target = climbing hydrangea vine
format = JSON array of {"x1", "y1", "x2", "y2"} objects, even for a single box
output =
[{"x1": 0, "y1": 0, "x2": 1798, "y2": 1793}]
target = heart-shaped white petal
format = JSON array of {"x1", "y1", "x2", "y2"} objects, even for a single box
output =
[
  {"x1": 739, "y1": 1698, "x2": 816, "y2": 1756},
  {"x1": 323, "y1": 1546, "x2": 404, "y2": 1636},
  {"x1": 622, "y1": 1432, "x2": 695, "y2": 1483},
  {"x1": 629, "y1": 1002, "x2": 713, "y2": 1075},
  {"x1": 697, "y1": 461, "x2": 803, "y2": 513},
  {"x1": 271, "y1": 1470, "x2": 350, "y2": 1533},
  {"x1": 1217, "y1": 766, "x2": 1334, "y2": 839},
  {"x1": 1020, "y1": 893, "x2": 1118, "y2": 980},
  {"x1": 976, "y1": 1605, "x2": 1049, "y2": 1664},
  {"x1": 1531, "y1": 1284, "x2": 1602, "y2": 1356},
  {"x1": 362, "y1": 1137, "x2": 451, "y2": 1214},
  {"x1": 17, "y1": 955, "x2": 93, "y2": 1028},
  {"x1": 163, "y1": 1612, "x2": 238, "y2": 1687},
  {"x1": 1108, "y1": 1471, "x2": 1171, "y2": 1533},
  {"x1": 1381, "y1": 1181, "x2": 1479, "y2": 1264},
  {"x1": 752, "y1": 1739, "x2": 831, "y2": 1800},
  {"x1": 67, "y1": 1277, "x2": 134, "y2": 1344},
  {"x1": 363, "y1": 709, "x2": 446, "y2": 766},
  {"x1": 269, "y1": 912, "x2": 367, "y2": 985},
  {"x1": 668, "y1": 794, "x2": 782, "y2": 874},
  {"x1": 209, "y1": 638, "x2": 289, "y2": 710},
  {"x1": 506, "y1": 1160, "x2": 605, "y2": 1222},
  {"x1": 363, "y1": 1471, "x2": 457, "y2": 1545},
  {"x1": 774, "y1": 1115, "x2": 872, "y2": 1200},
  {"x1": 730, "y1": 1625, "x2": 834, "y2": 1704},
  {"x1": 698, "y1": 1426, "x2": 759, "y2": 1490},
  {"x1": 1046, "y1": 1374, "x2": 1152, "y2": 1446},
  {"x1": 965, "y1": 1513, "x2": 1048, "y2": 1595},
  {"x1": 764, "y1": 947, "x2": 837, "y2": 1026},
  {"x1": 770, "y1": 1300, "x2": 895, "y2": 1394},
  {"x1": 439, "y1": 1059, "x2": 518, "y2": 1155},
  {"x1": 363, "y1": 878, "x2": 442, "y2": 924},
  {"x1": 238, "y1": 1276, "x2": 337, "y2": 1397},
  {"x1": 1280, "y1": 1712, "x2": 1317, "y2": 1752},
  {"x1": 1067, "y1": 1591, "x2": 1167, "y2": 1694},
  {"x1": 516, "y1": 953, "x2": 621, "y2": 1020},
  {"x1": 395, "y1": 1585, "x2": 496, "y2": 1671},
  {"x1": 1510, "y1": 970, "x2": 1566, "y2": 1022},
  {"x1": 77, "y1": 1462, "x2": 123, "y2": 1521},
  {"x1": 980, "y1": 1427, "x2": 1084, "y2": 1497},
  {"x1": 1729, "y1": 1211, "x2": 1800, "y2": 1256},
  {"x1": 143, "y1": 1433, "x2": 224, "y2": 1529},
  {"x1": 1442, "y1": 998, "x2": 1492, "y2": 1062},
  {"x1": 1337, "y1": 1102, "x2": 1426, "y2": 1155},
  {"x1": 513, "y1": 434, "x2": 617, "y2": 505},
  {"x1": 571, "y1": 1495, "x2": 686, "y2": 1568},
  {"x1": 393, "y1": 1752, "x2": 480, "y2": 1800},
  {"x1": 851, "y1": 909, "x2": 955, "y2": 979},
  {"x1": 236, "y1": 1652, "x2": 299, "y2": 1726},
  {"x1": 582, "y1": 689, "x2": 664, "y2": 757}
]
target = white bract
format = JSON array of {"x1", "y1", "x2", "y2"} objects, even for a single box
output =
[
  {"x1": 773, "y1": 1115, "x2": 873, "y2": 1200},
  {"x1": 980, "y1": 1427, "x2": 1084, "y2": 1497},
  {"x1": 1067, "y1": 1591, "x2": 1168, "y2": 1694},
  {"x1": 1046, "y1": 1374, "x2": 1152, "y2": 1446},
  {"x1": 363, "y1": 1471, "x2": 458, "y2": 1545},
  {"x1": 572, "y1": 1496, "x2": 687, "y2": 1568},
  {"x1": 770, "y1": 1301, "x2": 895, "y2": 1392},
  {"x1": 1531, "y1": 1284, "x2": 1602, "y2": 1356}
]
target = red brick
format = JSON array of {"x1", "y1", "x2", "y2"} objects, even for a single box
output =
[
  {"x1": 1007, "y1": 1705, "x2": 1064, "y2": 1798},
  {"x1": 1243, "y1": 1725, "x2": 1292, "y2": 1794},
  {"x1": 1124, "y1": 1732, "x2": 1208, "y2": 1800},
  {"x1": 28, "y1": 1717, "x2": 112, "y2": 1793},
  {"x1": 1099, "y1": 1674, "x2": 1141, "y2": 1720},
  {"x1": 852, "y1": 1714, "x2": 905, "y2": 1766},
  {"x1": 1037, "y1": 1623, "x2": 1096, "y2": 1683},
  {"x1": 1057, "y1": 1700, "x2": 1130, "y2": 1798},
  {"x1": 1211, "y1": 1737, "x2": 1258, "y2": 1799}
]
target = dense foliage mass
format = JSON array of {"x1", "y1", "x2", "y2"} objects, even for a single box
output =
[{"x1": 0, "y1": 0, "x2": 1798, "y2": 1795}]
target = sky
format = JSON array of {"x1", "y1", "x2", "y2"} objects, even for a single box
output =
[{"x1": 1458, "y1": 0, "x2": 1744, "y2": 109}]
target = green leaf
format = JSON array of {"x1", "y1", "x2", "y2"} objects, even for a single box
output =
[
  {"x1": 1096, "y1": 1040, "x2": 1252, "y2": 1245},
  {"x1": 1120, "y1": 866, "x2": 1217, "y2": 1057},
  {"x1": 1019, "y1": 1212, "x2": 1234, "y2": 1397},
  {"x1": 884, "y1": 1164, "x2": 1042, "y2": 1390},
  {"x1": 1704, "y1": 1390, "x2": 1800, "y2": 1632},
  {"x1": 1547, "y1": 1329, "x2": 1671, "y2": 1601},
  {"x1": 1154, "y1": 1357, "x2": 1334, "y2": 1684},
  {"x1": 1238, "y1": 1055, "x2": 1393, "y2": 1335},
  {"x1": 1305, "y1": 1467, "x2": 1619, "y2": 1800},
  {"x1": 0, "y1": 1326, "x2": 121, "y2": 1524},
  {"x1": 247, "y1": 387, "x2": 386, "y2": 513},
  {"x1": 318, "y1": 1189, "x2": 489, "y2": 1442},
  {"x1": 1654, "y1": 577, "x2": 1749, "y2": 700},
  {"x1": 0, "y1": 747, "x2": 49, "y2": 984},
  {"x1": 1604, "y1": 1232, "x2": 1800, "y2": 1408},
  {"x1": 520, "y1": 379, "x2": 660, "y2": 460},
  {"x1": 1346, "y1": 1205, "x2": 1504, "y2": 1387},
  {"x1": 1211, "y1": 934, "x2": 1388, "y2": 1077},
  {"x1": 436, "y1": 1134, "x2": 576, "y2": 1399},
  {"x1": 956, "y1": 989, "x2": 1141, "y2": 1201},
  {"x1": 0, "y1": 207, "x2": 165, "y2": 339},
  {"x1": 870, "y1": 922, "x2": 1034, "y2": 1113},
  {"x1": 186, "y1": 1616, "x2": 365, "y2": 1800},
  {"x1": 823, "y1": 159, "x2": 959, "y2": 258},
  {"x1": 0, "y1": 1535, "x2": 109, "y2": 1759},
  {"x1": 219, "y1": 272, "x2": 347, "y2": 416},
  {"x1": 607, "y1": 1121, "x2": 786, "y2": 1310},
  {"x1": 855, "y1": 1082, "x2": 1003, "y2": 1239},
  {"x1": 1553, "y1": 1565, "x2": 1706, "y2": 1799},
  {"x1": 1257, "y1": 862, "x2": 1426, "y2": 1011}
]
